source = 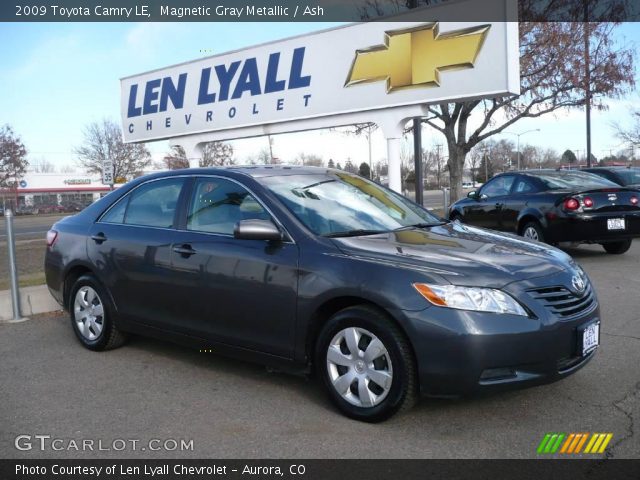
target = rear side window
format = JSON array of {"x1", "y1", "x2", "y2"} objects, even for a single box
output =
[
  {"x1": 513, "y1": 177, "x2": 539, "y2": 194},
  {"x1": 100, "y1": 178, "x2": 184, "y2": 228},
  {"x1": 186, "y1": 177, "x2": 270, "y2": 235}
]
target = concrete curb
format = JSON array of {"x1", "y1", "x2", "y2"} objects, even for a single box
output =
[{"x1": 0, "y1": 284, "x2": 62, "y2": 322}]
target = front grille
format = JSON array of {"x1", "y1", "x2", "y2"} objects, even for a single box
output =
[{"x1": 527, "y1": 283, "x2": 596, "y2": 319}]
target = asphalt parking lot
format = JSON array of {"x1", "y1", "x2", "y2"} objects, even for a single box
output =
[{"x1": 1, "y1": 242, "x2": 639, "y2": 460}]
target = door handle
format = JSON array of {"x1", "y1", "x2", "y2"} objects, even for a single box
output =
[
  {"x1": 91, "y1": 233, "x2": 107, "y2": 243},
  {"x1": 173, "y1": 244, "x2": 196, "y2": 256}
]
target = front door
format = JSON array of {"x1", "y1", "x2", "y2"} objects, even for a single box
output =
[
  {"x1": 466, "y1": 175, "x2": 515, "y2": 230},
  {"x1": 169, "y1": 176, "x2": 299, "y2": 358}
]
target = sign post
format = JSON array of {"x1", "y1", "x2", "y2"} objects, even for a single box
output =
[{"x1": 102, "y1": 158, "x2": 114, "y2": 190}]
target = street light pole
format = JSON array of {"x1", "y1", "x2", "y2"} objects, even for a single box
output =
[{"x1": 503, "y1": 129, "x2": 541, "y2": 170}]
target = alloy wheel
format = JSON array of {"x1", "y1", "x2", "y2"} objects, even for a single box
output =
[
  {"x1": 73, "y1": 286, "x2": 104, "y2": 341},
  {"x1": 326, "y1": 327, "x2": 393, "y2": 408},
  {"x1": 523, "y1": 226, "x2": 539, "y2": 241}
]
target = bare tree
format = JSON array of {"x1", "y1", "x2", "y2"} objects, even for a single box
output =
[
  {"x1": 59, "y1": 164, "x2": 77, "y2": 174},
  {"x1": 0, "y1": 125, "x2": 29, "y2": 189},
  {"x1": 294, "y1": 152, "x2": 324, "y2": 167},
  {"x1": 32, "y1": 157, "x2": 56, "y2": 173},
  {"x1": 163, "y1": 142, "x2": 234, "y2": 170},
  {"x1": 614, "y1": 108, "x2": 640, "y2": 146},
  {"x1": 74, "y1": 119, "x2": 151, "y2": 181}
]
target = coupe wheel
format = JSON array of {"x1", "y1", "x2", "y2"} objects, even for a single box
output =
[
  {"x1": 69, "y1": 274, "x2": 126, "y2": 351},
  {"x1": 521, "y1": 221, "x2": 545, "y2": 242},
  {"x1": 316, "y1": 305, "x2": 417, "y2": 422},
  {"x1": 602, "y1": 239, "x2": 632, "y2": 255}
]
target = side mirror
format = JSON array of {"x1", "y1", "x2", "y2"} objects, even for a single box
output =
[
  {"x1": 234, "y1": 219, "x2": 283, "y2": 242},
  {"x1": 467, "y1": 190, "x2": 478, "y2": 199}
]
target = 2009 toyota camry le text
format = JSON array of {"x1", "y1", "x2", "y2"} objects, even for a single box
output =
[{"x1": 45, "y1": 166, "x2": 600, "y2": 422}]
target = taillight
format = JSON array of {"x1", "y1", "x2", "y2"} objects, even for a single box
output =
[
  {"x1": 564, "y1": 198, "x2": 580, "y2": 211},
  {"x1": 46, "y1": 230, "x2": 58, "y2": 247},
  {"x1": 583, "y1": 197, "x2": 594, "y2": 208},
  {"x1": 631, "y1": 196, "x2": 639, "y2": 206}
]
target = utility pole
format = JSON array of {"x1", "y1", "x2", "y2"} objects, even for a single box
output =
[
  {"x1": 435, "y1": 144, "x2": 442, "y2": 188},
  {"x1": 413, "y1": 120, "x2": 423, "y2": 205},
  {"x1": 584, "y1": 1, "x2": 593, "y2": 167},
  {"x1": 267, "y1": 135, "x2": 274, "y2": 164},
  {"x1": 407, "y1": 0, "x2": 423, "y2": 204}
]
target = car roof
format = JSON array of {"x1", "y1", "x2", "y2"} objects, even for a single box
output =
[
  {"x1": 138, "y1": 165, "x2": 338, "y2": 181},
  {"x1": 582, "y1": 166, "x2": 639, "y2": 171}
]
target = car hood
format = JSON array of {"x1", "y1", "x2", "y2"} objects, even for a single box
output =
[{"x1": 330, "y1": 222, "x2": 572, "y2": 288}]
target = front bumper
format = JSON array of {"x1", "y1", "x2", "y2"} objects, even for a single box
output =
[{"x1": 396, "y1": 273, "x2": 600, "y2": 397}]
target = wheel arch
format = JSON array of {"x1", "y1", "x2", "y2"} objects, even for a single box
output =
[
  {"x1": 517, "y1": 210, "x2": 547, "y2": 234},
  {"x1": 62, "y1": 263, "x2": 118, "y2": 313},
  {"x1": 304, "y1": 296, "x2": 417, "y2": 373}
]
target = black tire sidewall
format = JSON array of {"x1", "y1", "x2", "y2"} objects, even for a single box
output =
[
  {"x1": 68, "y1": 274, "x2": 115, "y2": 350},
  {"x1": 315, "y1": 306, "x2": 412, "y2": 422},
  {"x1": 603, "y1": 239, "x2": 632, "y2": 254}
]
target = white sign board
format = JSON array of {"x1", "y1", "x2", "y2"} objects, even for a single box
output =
[
  {"x1": 102, "y1": 159, "x2": 114, "y2": 185},
  {"x1": 121, "y1": 0, "x2": 518, "y2": 143}
]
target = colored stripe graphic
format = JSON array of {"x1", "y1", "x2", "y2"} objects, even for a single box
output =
[
  {"x1": 574, "y1": 433, "x2": 589, "y2": 453},
  {"x1": 538, "y1": 433, "x2": 613, "y2": 454},
  {"x1": 560, "y1": 433, "x2": 575, "y2": 453}
]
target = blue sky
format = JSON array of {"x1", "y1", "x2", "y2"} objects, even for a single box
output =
[{"x1": 1, "y1": 21, "x2": 639, "y2": 171}]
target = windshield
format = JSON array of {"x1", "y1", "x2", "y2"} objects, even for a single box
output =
[
  {"x1": 259, "y1": 172, "x2": 441, "y2": 236},
  {"x1": 615, "y1": 169, "x2": 640, "y2": 185},
  {"x1": 533, "y1": 171, "x2": 619, "y2": 189}
]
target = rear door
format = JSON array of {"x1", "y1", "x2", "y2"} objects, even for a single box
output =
[
  {"x1": 87, "y1": 177, "x2": 187, "y2": 329},
  {"x1": 168, "y1": 176, "x2": 299, "y2": 358}
]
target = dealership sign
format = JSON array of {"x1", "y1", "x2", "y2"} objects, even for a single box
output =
[{"x1": 121, "y1": 1, "x2": 518, "y2": 143}]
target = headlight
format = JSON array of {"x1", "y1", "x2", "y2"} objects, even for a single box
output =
[{"x1": 413, "y1": 283, "x2": 529, "y2": 317}]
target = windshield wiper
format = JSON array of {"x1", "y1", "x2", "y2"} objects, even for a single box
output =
[
  {"x1": 324, "y1": 229, "x2": 388, "y2": 238},
  {"x1": 392, "y1": 222, "x2": 448, "y2": 231}
]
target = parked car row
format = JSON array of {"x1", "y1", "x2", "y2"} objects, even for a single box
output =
[
  {"x1": 0, "y1": 202, "x2": 89, "y2": 216},
  {"x1": 449, "y1": 167, "x2": 640, "y2": 254}
]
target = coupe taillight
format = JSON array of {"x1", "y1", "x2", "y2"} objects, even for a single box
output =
[
  {"x1": 46, "y1": 230, "x2": 58, "y2": 247},
  {"x1": 564, "y1": 198, "x2": 580, "y2": 211},
  {"x1": 583, "y1": 197, "x2": 594, "y2": 208},
  {"x1": 631, "y1": 196, "x2": 639, "y2": 206}
]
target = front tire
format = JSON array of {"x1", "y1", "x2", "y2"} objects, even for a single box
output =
[
  {"x1": 602, "y1": 239, "x2": 632, "y2": 255},
  {"x1": 315, "y1": 305, "x2": 417, "y2": 422},
  {"x1": 69, "y1": 274, "x2": 126, "y2": 351}
]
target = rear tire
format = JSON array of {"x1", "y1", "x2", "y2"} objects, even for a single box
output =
[
  {"x1": 69, "y1": 274, "x2": 126, "y2": 351},
  {"x1": 602, "y1": 239, "x2": 632, "y2": 255},
  {"x1": 315, "y1": 305, "x2": 417, "y2": 422},
  {"x1": 521, "y1": 221, "x2": 545, "y2": 243}
]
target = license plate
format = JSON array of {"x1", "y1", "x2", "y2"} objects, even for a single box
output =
[
  {"x1": 607, "y1": 218, "x2": 625, "y2": 230},
  {"x1": 582, "y1": 322, "x2": 600, "y2": 356}
]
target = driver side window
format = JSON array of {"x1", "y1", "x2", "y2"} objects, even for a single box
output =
[{"x1": 480, "y1": 176, "x2": 515, "y2": 198}]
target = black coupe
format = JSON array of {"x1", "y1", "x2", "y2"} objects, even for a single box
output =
[{"x1": 449, "y1": 169, "x2": 640, "y2": 254}]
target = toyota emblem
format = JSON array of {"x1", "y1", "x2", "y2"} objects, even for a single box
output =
[{"x1": 571, "y1": 274, "x2": 586, "y2": 293}]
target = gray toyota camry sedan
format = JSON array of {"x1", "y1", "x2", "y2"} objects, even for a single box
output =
[{"x1": 45, "y1": 166, "x2": 599, "y2": 422}]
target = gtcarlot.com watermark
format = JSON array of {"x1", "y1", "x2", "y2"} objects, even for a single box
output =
[{"x1": 15, "y1": 434, "x2": 194, "y2": 452}]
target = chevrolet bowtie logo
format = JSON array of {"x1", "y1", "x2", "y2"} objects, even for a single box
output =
[{"x1": 345, "y1": 23, "x2": 490, "y2": 92}]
